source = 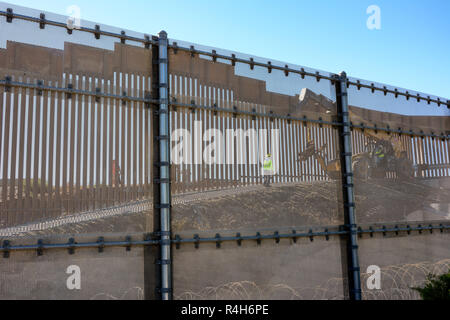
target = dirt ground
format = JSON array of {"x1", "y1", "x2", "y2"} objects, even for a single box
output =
[{"x1": 2, "y1": 178, "x2": 449, "y2": 239}]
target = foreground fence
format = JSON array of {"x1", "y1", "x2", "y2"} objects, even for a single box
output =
[{"x1": 0, "y1": 3, "x2": 449, "y2": 300}]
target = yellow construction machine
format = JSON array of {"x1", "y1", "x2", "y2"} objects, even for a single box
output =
[{"x1": 298, "y1": 129, "x2": 415, "y2": 180}]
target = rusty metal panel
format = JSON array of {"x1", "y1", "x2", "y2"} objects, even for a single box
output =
[
  {"x1": 0, "y1": 234, "x2": 146, "y2": 300},
  {"x1": 347, "y1": 80, "x2": 450, "y2": 226},
  {"x1": 1, "y1": 3, "x2": 448, "y2": 301},
  {"x1": 174, "y1": 235, "x2": 347, "y2": 300},
  {"x1": 358, "y1": 231, "x2": 450, "y2": 300},
  {"x1": 0, "y1": 4, "x2": 160, "y2": 300},
  {"x1": 168, "y1": 50, "x2": 346, "y2": 299},
  {"x1": 347, "y1": 78, "x2": 450, "y2": 299},
  {"x1": 0, "y1": 39, "x2": 154, "y2": 234}
]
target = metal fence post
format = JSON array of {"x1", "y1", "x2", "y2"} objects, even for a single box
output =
[
  {"x1": 336, "y1": 71, "x2": 362, "y2": 300},
  {"x1": 155, "y1": 30, "x2": 172, "y2": 300}
]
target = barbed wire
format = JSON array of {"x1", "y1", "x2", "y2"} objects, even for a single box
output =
[{"x1": 175, "y1": 259, "x2": 450, "y2": 300}]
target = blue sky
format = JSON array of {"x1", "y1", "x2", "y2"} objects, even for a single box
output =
[{"x1": 3, "y1": 0, "x2": 450, "y2": 99}]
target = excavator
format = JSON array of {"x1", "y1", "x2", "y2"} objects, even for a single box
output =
[
  {"x1": 295, "y1": 88, "x2": 415, "y2": 181},
  {"x1": 297, "y1": 129, "x2": 415, "y2": 181}
]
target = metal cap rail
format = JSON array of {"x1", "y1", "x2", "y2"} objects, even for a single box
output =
[
  {"x1": 347, "y1": 80, "x2": 450, "y2": 108},
  {"x1": 0, "y1": 9, "x2": 158, "y2": 46},
  {"x1": 1, "y1": 8, "x2": 448, "y2": 108}
]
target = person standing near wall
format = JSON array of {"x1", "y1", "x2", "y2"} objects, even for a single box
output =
[{"x1": 263, "y1": 153, "x2": 273, "y2": 187}]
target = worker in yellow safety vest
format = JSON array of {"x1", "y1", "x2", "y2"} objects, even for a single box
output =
[
  {"x1": 263, "y1": 153, "x2": 273, "y2": 186},
  {"x1": 374, "y1": 144, "x2": 386, "y2": 167}
]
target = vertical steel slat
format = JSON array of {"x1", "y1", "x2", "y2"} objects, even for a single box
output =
[
  {"x1": 444, "y1": 140, "x2": 450, "y2": 177},
  {"x1": 0, "y1": 80, "x2": 4, "y2": 225},
  {"x1": 144, "y1": 75, "x2": 150, "y2": 199},
  {"x1": 147, "y1": 75, "x2": 153, "y2": 197},
  {"x1": 218, "y1": 88, "x2": 223, "y2": 187},
  {"x1": 114, "y1": 72, "x2": 121, "y2": 204},
  {"x1": 101, "y1": 78, "x2": 107, "y2": 208},
  {"x1": 41, "y1": 78, "x2": 50, "y2": 219},
  {"x1": 254, "y1": 107, "x2": 258, "y2": 184},
  {"x1": 206, "y1": 87, "x2": 212, "y2": 190},
  {"x1": 82, "y1": 76, "x2": 89, "y2": 210},
  {"x1": 256, "y1": 104, "x2": 261, "y2": 184},
  {"x1": 434, "y1": 138, "x2": 442, "y2": 177},
  {"x1": 119, "y1": 73, "x2": 125, "y2": 204},
  {"x1": 53, "y1": 77, "x2": 62, "y2": 217},
  {"x1": 425, "y1": 136, "x2": 432, "y2": 177},
  {"x1": 254, "y1": 104, "x2": 259, "y2": 184},
  {"x1": 288, "y1": 120, "x2": 294, "y2": 182},
  {"x1": 5, "y1": 77, "x2": 21, "y2": 225},
  {"x1": 444, "y1": 140, "x2": 448, "y2": 177},
  {"x1": 294, "y1": 120, "x2": 301, "y2": 181},
  {"x1": 429, "y1": 137, "x2": 435, "y2": 178},
  {"x1": 180, "y1": 88, "x2": 186, "y2": 193},
  {"x1": 187, "y1": 77, "x2": 193, "y2": 192},
  {"x1": 3, "y1": 77, "x2": 12, "y2": 224},
  {"x1": 222, "y1": 91, "x2": 227, "y2": 187},
  {"x1": 73, "y1": 75, "x2": 81, "y2": 213},
  {"x1": 195, "y1": 79, "x2": 202, "y2": 191},
  {"x1": 218, "y1": 89, "x2": 223, "y2": 188},
  {"x1": 16, "y1": 76, "x2": 26, "y2": 224},
  {"x1": 32, "y1": 77, "x2": 42, "y2": 221},
  {"x1": 9, "y1": 76, "x2": 20, "y2": 225},
  {"x1": 87, "y1": 76, "x2": 94, "y2": 210},
  {"x1": 283, "y1": 117, "x2": 288, "y2": 182},
  {"x1": 301, "y1": 123, "x2": 307, "y2": 182},
  {"x1": 138, "y1": 75, "x2": 144, "y2": 200},
  {"x1": 47, "y1": 79, "x2": 55, "y2": 220},
  {"x1": 133, "y1": 74, "x2": 138, "y2": 201},
  {"x1": 66, "y1": 75, "x2": 75, "y2": 214}
]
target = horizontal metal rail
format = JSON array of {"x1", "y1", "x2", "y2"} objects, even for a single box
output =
[
  {"x1": 170, "y1": 42, "x2": 337, "y2": 82},
  {"x1": 2, "y1": 239, "x2": 159, "y2": 252},
  {"x1": 170, "y1": 100, "x2": 342, "y2": 127},
  {"x1": 170, "y1": 100, "x2": 450, "y2": 140},
  {"x1": 350, "y1": 123, "x2": 450, "y2": 140},
  {"x1": 0, "y1": 79, "x2": 447, "y2": 139},
  {"x1": 358, "y1": 224, "x2": 450, "y2": 236},
  {"x1": 0, "y1": 9, "x2": 157, "y2": 46},
  {"x1": 0, "y1": 79, "x2": 160, "y2": 104},
  {"x1": 174, "y1": 230, "x2": 348, "y2": 245},
  {"x1": 347, "y1": 80, "x2": 450, "y2": 108},
  {"x1": 1, "y1": 223, "x2": 448, "y2": 255}
]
